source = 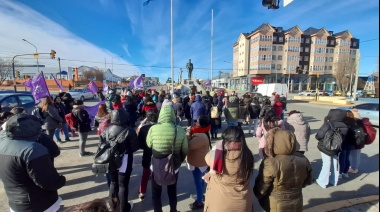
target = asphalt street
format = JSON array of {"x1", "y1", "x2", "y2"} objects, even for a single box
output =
[{"x1": 0, "y1": 98, "x2": 378, "y2": 212}]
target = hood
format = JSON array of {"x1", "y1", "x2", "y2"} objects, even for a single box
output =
[
  {"x1": 287, "y1": 113, "x2": 306, "y2": 125},
  {"x1": 265, "y1": 128, "x2": 296, "y2": 157},
  {"x1": 229, "y1": 96, "x2": 238, "y2": 103},
  {"x1": 275, "y1": 101, "x2": 282, "y2": 107},
  {"x1": 327, "y1": 109, "x2": 346, "y2": 122},
  {"x1": 5, "y1": 114, "x2": 42, "y2": 140},
  {"x1": 195, "y1": 95, "x2": 202, "y2": 102},
  {"x1": 157, "y1": 106, "x2": 176, "y2": 124},
  {"x1": 110, "y1": 109, "x2": 129, "y2": 126}
]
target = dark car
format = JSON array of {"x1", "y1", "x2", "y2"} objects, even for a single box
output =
[{"x1": 0, "y1": 93, "x2": 36, "y2": 114}]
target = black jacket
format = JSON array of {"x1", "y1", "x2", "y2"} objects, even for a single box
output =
[
  {"x1": 100, "y1": 109, "x2": 139, "y2": 154},
  {"x1": 0, "y1": 115, "x2": 65, "y2": 212},
  {"x1": 72, "y1": 106, "x2": 92, "y2": 133},
  {"x1": 54, "y1": 102, "x2": 67, "y2": 123}
]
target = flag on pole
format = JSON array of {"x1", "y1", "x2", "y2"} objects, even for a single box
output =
[
  {"x1": 51, "y1": 74, "x2": 64, "y2": 92},
  {"x1": 84, "y1": 100, "x2": 106, "y2": 126},
  {"x1": 129, "y1": 78, "x2": 135, "y2": 89},
  {"x1": 102, "y1": 80, "x2": 108, "y2": 95},
  {"x1": 28, "y1": 72, "x2": 50, "y2": 103},
  {"x1": 87, "y1": 81, "x2": 99, "y2": 94},
  {"x1": 134, "y1": 75, "x2": 144, "y2": 89}
]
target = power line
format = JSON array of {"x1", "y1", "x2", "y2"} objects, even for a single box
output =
[{"x1": 360, "y1": 38, "x2": 379, "y2": 43}]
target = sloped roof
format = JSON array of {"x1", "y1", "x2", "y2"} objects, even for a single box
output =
[{"x1": 303, "y1": 27, "x2": 319, "y2": 35}]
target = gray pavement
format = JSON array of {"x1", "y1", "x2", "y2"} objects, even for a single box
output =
[{"x1": 0, "y1": 100, "x2": 378, "y2": 212}]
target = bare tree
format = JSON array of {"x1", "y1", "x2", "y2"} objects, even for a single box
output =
[
  {"x1": 0, "y1": 59, "x2": 22, "y2": 86},
  {"x1": 81, "y1": 69, "x2": 104, "y2": 82},
  {"x1": 333, "y1": 59, "x2": 357, "y2": 96}
]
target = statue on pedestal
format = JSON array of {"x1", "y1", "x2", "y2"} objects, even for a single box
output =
[{"x1": 186, "y1": 59, "x2": 193, "y2": 79}]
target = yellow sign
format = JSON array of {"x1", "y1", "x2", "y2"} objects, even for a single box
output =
[{"x1": 33, "y1": 53, "x2": 39, "y2": 59}]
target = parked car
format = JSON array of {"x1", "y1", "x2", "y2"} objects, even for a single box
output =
[
  {"x1": 0, "y1": 93, "x2": 36, "y2": 114},
  {"x1": 324, "y1": 90, "x2": 333, "y2": 96},
  {"x1": 68, "y1": 88, "x2": 96, "y2": 101},
  {"x1": 298, "y1": 90, "x2": 323, "y2": 96},
  {"x1": 338, "y1": 103, "x2": 379, "y2": 126}
]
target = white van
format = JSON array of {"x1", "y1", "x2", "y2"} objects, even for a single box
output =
[{"x1": 256, "y1": 83, "x2": 288, "y2": 97}]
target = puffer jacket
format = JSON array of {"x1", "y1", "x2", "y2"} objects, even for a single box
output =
[
  {"x1": 146, "y1": 106, "x2": 188, "y2": 170},
  {"x1": 285, "y1": 113, "x2": 311, "y2": 152},
  {"x1": 190, "y1": 95, "x2": 206, "y2": 120},
  {"x1": 72, "y1": 105, "x2": 91, "y2": 133},
  {"x1": 41, "y1": 105, "x2": 63, "y2": 130},
  {"x1": 315, "y1": 109, "x2": 349, "y2": 156},
  {"x1": 100, "y1": 109, "x2": 139, "y2": 154},
  {"x1": 254, "y1": 130, "x2": 312, "y2": 212},
  {"x1": 256, "y1": 120, "x2": 285, "y2": 149},
  {"x1": 0, "y1": 114, "x2": 65, "y2": 212}
]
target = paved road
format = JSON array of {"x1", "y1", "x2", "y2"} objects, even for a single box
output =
[{"x1": 0, "y1": 100, "x2": 378, "y2": 212}]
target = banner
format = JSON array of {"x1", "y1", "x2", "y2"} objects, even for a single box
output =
[
  {"x1": 84, "y1": 100, "x2": 106, "y2": 126},
  {"x1": 25, "y1": 72, "x2": 50, "y2": 103},
  {"x1": 87, "y1": 81, "x2": 99, "y2": 94},
  {"x1": 51, "y1": 74, "x2": 65, "y2": 92},
  {"x1": 251, "y1": 77, "x2": 265, "y2": 85},
  {"x1": 129, "y1": 78, "x2": 135, "y2": 89},
  {"x1": 134, "y1": 75, "x2": 144, "y2": 89}
]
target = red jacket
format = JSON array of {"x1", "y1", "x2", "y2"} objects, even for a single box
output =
[
  {"x1": 274, "y1": 101, "x2": 283, "y2": 119},
  {"x1": 112, "y1": 103, "x2": 123, "y2": 110}
]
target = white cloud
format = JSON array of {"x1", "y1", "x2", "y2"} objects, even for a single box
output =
[{"x1": 0, "y1": 0, "x2": 139, "y2": 77}]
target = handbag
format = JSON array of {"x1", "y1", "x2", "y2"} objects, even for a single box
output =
[{"x1": 151, "y1": 125, "x2": 178, "y2": 186}]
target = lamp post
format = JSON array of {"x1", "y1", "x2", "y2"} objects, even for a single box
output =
[
  {"x1": 22, "y1": 39, "x2": 39, "y2": 72},
  {"x1": 111, "y1": 55, "x2": 123, "y2": 89}
]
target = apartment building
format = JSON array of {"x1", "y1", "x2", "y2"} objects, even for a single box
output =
[{"x1": 231, "y1": 23, "x2": 360, "y2": 92}]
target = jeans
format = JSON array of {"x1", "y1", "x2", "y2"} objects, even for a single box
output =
[
  {"x1": 227, "y1": 121, "x2": 238, "y2": 127},
  {"x1": 152, "y1": 173, "x2": 179, "y2": 212},
  {"x1": 78, "y1": 132, "x2": 89, "y2": 154},
  {"x1": 248, "y1": 118, "x2": 258, "y2": 134},
  {"x1": 339, "y1": 149, "x2": 351, "y2": 174},
  {"x1": 192, "y1": 167, "x2": 205, "y2": 204},
  {"x1": 109, "y1": 154, "x2": 133, "y2": 212},
  {"x1": 317, "y1": 152, "x2": 339, "y2": 188},
  {"x1": 54, "y1": 123, "x2": 70, "y2": 141},
  {"x1": 350, "y1": 149, "x2": 361, "y2": 170},
  {"x1": 211, "y1": 124, "x2": 218, "y2": 137}
]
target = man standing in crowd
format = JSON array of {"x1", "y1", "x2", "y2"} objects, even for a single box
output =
[
  {"x1": 0, "y1": 114, "x2": 66, "y2": 212},
  {"x1": 190, "y1": 95, "x2": 206, "y2": 125}
]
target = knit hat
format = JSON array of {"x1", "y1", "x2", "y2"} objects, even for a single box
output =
[{"x1": 352, "y1": 108, "x2": 360, "y2": 119}]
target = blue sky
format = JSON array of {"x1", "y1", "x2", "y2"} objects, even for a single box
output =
[{"x1": 0, "y1": 0, "x2": 378, "y2": 82}]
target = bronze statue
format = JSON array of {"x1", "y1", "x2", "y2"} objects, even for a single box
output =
[{"x1": 186, "y1": 59, "x2": 193, "y2": 79}]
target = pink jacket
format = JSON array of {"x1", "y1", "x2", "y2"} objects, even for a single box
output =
[{"x1": 256, "y1": 119, "x2": 285, "y2": 148}]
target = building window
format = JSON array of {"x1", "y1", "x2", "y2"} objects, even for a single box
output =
[
  {"x1": 305, "y1": 38, "x2": 310, "y2": 43},
  {"x1": 277, "y1": 64, "x2": 281, "y2": 70},
  {"x1": 279, "y1": 37, "x2": 284, "y2": 42},
  {"x1": 302, "y1": 38, "x2": 305, "y2": 43},
  {"x1": 329, "y1": 57, "x2": 333, "y2": 62},
  {"x1": 304, "y1": 56, "x2": 309, "y2": 61},
  {"x1": 278, "y1": 46, "x2": 283, "y2": 51},
  {"x1": 272, "y1": 55, "x2": 276, "y2": 60},
  {"x1": 273, "y1": 36, "x2": 278, "y2": 42},
  {"x1": 271, "y1": 64, "x2": 276, "y2": 70},
  {"x1": 330, "y1": 48, "x2": 334, "y2": 53},
  {"x1": 272, "y1": 46, "x2": 276, "y2": 51},
  {"x1": 300, "y1": 47, "x2": 304, "y2": 52},
  {"x1": 278, "y1": 55, "x2": 282, "y2": 60},
  {"x1": 305, "y1": 47, "x2": 309, "y2": 52},
  {"x1": 353, "y1": 42, "x2": 357, "y2": 47},
  {"x1": 330, "y1": 40, "x2": 335, "y2": 45},
  {"x1": 329, "y1": 66, "x2": 332, "y2": 70}
]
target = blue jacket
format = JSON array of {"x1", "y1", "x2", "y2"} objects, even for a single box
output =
[{"x1": 190, "y1": 95, "x2": 206, "y2": 121}]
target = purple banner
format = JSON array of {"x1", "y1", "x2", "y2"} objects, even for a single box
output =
[
  {"x1": 84, "y1": 100, "x2": 106, "y2": 127},
  {"x1": 129, "y1": 78, "x2": 135, "y2": 89},
  {"x1": 31, "y1": 72, "x2": 50, "y2": 103},
  {"x1": 87, "y1": 81, "x2": 99, "y2": 94},
  {"x1": 134, "y1": 75, "x2": 143, "y2": 89},
  {"x1": 51, "y1": 74, "x2": 65, "y2": 92}
]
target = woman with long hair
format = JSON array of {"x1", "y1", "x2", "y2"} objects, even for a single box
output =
[
  {"x1": 256, "y1": 109, "x2": 284, "y2": 159},
  {"x1": 254, "y1": 128, "x2": 312, "y2": 212},
  {"x1": 203, "y1": 126, "x2": 254, "y2": 212},
  {"x1": 339, "y1": 110, "x2": 358, "y2": 179},
  {"x1": 37, "y1": 97, "x2": 63, "y2": 140},
  {"x1": 53, "y1": 96, "x2": 70, "y2": 143},
  {"x1": 95, "y1": 104, "x2": 109, "y2": 136},
  {"x1": 72, "y1": 100, "x2": 93, "y2": 157}
]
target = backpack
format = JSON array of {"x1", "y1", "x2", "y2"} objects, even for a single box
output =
[
  {"x1": 360, "y1": 118, "x2": 377, "y2": 145},
  {"x1": 151, "y1": 126, "x2": 177, "y2": 186},
  {"x1": 350, "y1": 124, "x2": 367, "y2": 149},
  {"x1": 210, "y1": 106, "x2": 219, "y2": 119},
  {"x1": 65, "y1": 112, "x2": 78, "y2": 130},
  {"x1": 92, "y1": 128, "x2": 123, "y2": 174},
  {"x1": 317, "y1": 122, "x2": 343, "y2": 156}
]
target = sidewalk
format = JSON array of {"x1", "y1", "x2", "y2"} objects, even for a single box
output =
[{"x1": 305, "y1": 195, "x2": 379, "y2": 212}]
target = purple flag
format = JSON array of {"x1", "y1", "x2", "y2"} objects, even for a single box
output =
[
  {"x1": 129, "y1": 78, "x2": 135, "y2": 89},
  {"x1": 134, "y1": 75, "x2": 144, "y2": 89},
  {"x1": 87, "y1": 81, "x2": 98, "y2": 94},
  {"x1": 31, "y1": 72, "x2": 50, "y2": 103},
  {"x1": 203, "y1": 79, "x2": 211, "y2": 87},
  {"x1": 51, "y1": 74, "x2": 64, "y2": 92},
  {"x1": 84, "y1": 100, "x2": 106, "y2": 126},
  {"x1": 102, "y1": 80, "x2": 108, "y2": 95},
  {"x1": 23, "y1": 79, "x2": 32, "y2": 88}
]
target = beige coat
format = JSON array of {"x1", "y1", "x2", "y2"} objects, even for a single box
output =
[
  {"x1": 204, "y1": 150, "x2": 253, "y2": 212},
  {"x1": 186, "y1": 133, "x2": 209, "y2": 167}
]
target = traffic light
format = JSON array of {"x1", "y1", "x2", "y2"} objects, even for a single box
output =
[
  {"x1": 50, "y1": 50, "x2": 56, "y2": 59},
  {"x1": 16, "y1": 71, "x2": 20, "y2": 78}
]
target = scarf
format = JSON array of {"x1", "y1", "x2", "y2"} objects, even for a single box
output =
[
  {"x1": 209, "y1": 140, "x2": 224, "y2": 175},
  {"x1": 191, "y1": 125, "x2": 211, "y2": 134}
]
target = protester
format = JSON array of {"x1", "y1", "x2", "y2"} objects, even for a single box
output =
[
  {"x1": 61, "y1": 92, "x2": 75, "y2": 137},
  {"x1": 256, "y1": 109, "x2": 285, "y2": 159},
  {"x1": 72, "y1": 100, "x2": 93, "y2": 157},
  {"x1": 186, "y1": 115, "x2": 211, "y2": 210},
  {"x1": 203, "y1": 126, "x2": 254, "y2": 212},
  {"x1": 36, "y1": 97, "x2": 63, "y2": 140},
  {"x1": 0, "y1": 114, "x2": 66, "y2": 212},
  {"x1": 123, "y1": 95, "x2": 138, "y2": 128},
  {"x1": 273, "y1": 94, "x2": 283, "y2": 120},
  {"x1": 156, "y1": 90, "x2": 166, "y2": 111},
  {"x1": 259, "y1": 98, "x2": 273, "y2": 118},
  {"x1": 210, "y1": 93, "x2": 221, "y2": 139},
  {"x1": 95, "y1": 103, "x2": 109, "y2": 135},
  {"x1": 184, "y1": 95, "x2": 195, "y2": 126},
  {"x1": 146, "y1": 106, "x2": 188, "y2": 212},
  {"x1": 222, "y1": 93, "x2": 229, "y2": 109},
  {"x1": 349, "y1": 108, "x2": 362, "y2": 174},
  {"x1": 223, "y1": 95, "x2": 240, "y2": 127},
  {"x1": 162, "y1": 93, "x2": 175, "y2": 109},
  {"x1": 247, "y1": 96, "x2": 261, "y2": 136},
  {"x1": 137, "y1": 111, "x2": 158, "y2": 201},
  {"x1": 190, "y1": 95, "x2": 207, "y2": 126},
  {"x1": 99, "y1": 109, "x2": 139, "y2": 212},
  {"x1": 285, "y1": 110, "x2": 310, "y2": 154},
  {"x1": 53, "y1": 96, "x2": 70, "y2": 143},
  {"x1": 315, "y1": 109, "x2": 349, "y2": 188},
  {"x1": 174, "y1": 97, "x2": 184, "y2": 125},
  {"x1": 254, "y1": 128, "x2": 312, "y2": 212},
  {"x1": 106, "y1": 89, "x2": 117, "y2": 111},
  {"x1": 0, "y1": 111, "x2": 14, "y2": 130},
  {"x1": 269, "y1": 92, "x2": 276, "y2": 106},
  {"x1": 97, "y1": 89, "x2": 106, "y2": 101},
  {"x1": 112, "y1": 94, "x2": 123, "y2": 110}
]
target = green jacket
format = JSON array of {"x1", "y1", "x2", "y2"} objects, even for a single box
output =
[{"x1": 147, "y1": 106, "x2": 188, "y2": 170}]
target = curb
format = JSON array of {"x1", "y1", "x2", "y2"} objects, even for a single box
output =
[
  {"x1": 304, "y1": 195, "x2": 379, "y2": 212},
  {"x1": 308, "y1": 101, "x2": 353, "y2": 106}
]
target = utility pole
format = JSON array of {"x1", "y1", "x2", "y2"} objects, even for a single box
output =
[{"x1": 58, "y1": 57, "x2": 62, "y2": 85}]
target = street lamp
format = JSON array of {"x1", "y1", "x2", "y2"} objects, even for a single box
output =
[
  {"x1": 111, "y1": 55, "x2": 123, "y2": 88},
  {"x1": 22, "y1": 39, "x2": 39, "y2": 72}
]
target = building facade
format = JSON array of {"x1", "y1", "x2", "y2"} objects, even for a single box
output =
[{"x1": 231, "y1": 23, "x2": 360, "y2": 92}]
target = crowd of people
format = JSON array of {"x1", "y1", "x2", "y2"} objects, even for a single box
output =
[{"x1": 0, "y1": 87, "x2": 376, "y2": 212}]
